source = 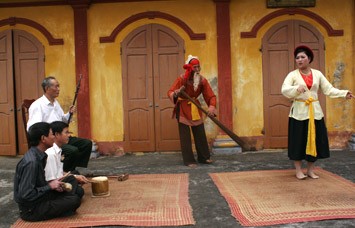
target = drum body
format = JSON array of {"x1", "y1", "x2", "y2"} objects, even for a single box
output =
[{"x1": 91, "y1": 176, "x2": 110, "y2": 197}]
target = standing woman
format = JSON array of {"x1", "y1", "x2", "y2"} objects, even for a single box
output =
[{"x1": 281, "y1": 45, "x2": 354, "y2": 180}]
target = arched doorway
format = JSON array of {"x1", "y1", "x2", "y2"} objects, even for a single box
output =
[
  {"x1": 0, "y1": 29, "x2": 44, "y2": 155},
  {"x1": 121, "y1": 24, "x2": 184, "y2": 152},
  {"x1": 262, "y1": 20, "x2": 325, "y2": 148}
]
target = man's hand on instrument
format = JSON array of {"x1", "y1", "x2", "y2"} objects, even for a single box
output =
[
  {"x1": 74, "y1": 174, "x2": 89, "y2": 184},
  {"x1": 173, "y1": 88, "x2": 183, "y2": 98},
  {"x1": 207, "y1": 105, "x2": 217, "y2": 117},
  {"x1": 69, "y1": 105, "x2": 76, "y2": 114},
  {"x1": 49, "y1": 179, "x2": 64, "y2": 192},
  {"x1": 173, "y1": 86, "x2": 185, "y2": 98}
]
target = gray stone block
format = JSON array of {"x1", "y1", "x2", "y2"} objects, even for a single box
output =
[{"x1": 212, "y1": 146, "x2": 242, "y2": 155}]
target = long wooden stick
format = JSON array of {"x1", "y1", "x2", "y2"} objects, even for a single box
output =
[
  {"x1": 179, "y1": 87, "x2": 254, "y2": 151},
  {"x1": 68, "y1": 74, "x2": 82, "y2": 124}
]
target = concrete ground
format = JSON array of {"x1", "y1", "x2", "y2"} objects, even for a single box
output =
[{"x1": 0, "y1": 149, "x2": 354, "y2": 228}]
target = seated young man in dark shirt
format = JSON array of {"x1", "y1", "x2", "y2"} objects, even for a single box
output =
[{"x1": 14, "y1": 122, "x2": 82, "y2": 222}]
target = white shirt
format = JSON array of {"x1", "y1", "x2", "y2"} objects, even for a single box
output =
[
  {"x1": 27, "y1": 95, "x2": 70, "y2": 131},
  {"x1": 281, "y1": 69, "x2": 348, "y2": 120},
  {"x1": 44, "y1": 143, "x2": 64, "y2": 181}
]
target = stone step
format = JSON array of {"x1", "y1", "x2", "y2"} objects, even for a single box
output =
[{"x1": 212, "y1": 146, "x2": 242, "y2": 155}]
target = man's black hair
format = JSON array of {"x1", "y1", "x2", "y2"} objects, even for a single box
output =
[
  {"x1": 50, "y1": 121, "x2": 69, "y2": 135},
  {"x1": 28, "y1": 122, "x2": 51, "y2": 146}
]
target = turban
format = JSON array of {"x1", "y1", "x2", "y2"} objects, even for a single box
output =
[{"x1": 183, "y1": 55, "x2": 200, "y2": 80}]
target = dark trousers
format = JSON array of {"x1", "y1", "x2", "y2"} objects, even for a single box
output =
[
  {"x1": 62, "y1": 175, "x2": 85, "y2": 199},
  {"x1": 178, "y1": 122, "x2": 211, "y2": 165},
  {"x1": 62, "y1": 136, "x2": 92, "y2": 172},
  {"x1": 19, "y1": 191, "x2": 81, "y2": 222}
]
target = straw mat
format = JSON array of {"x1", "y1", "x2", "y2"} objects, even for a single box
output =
[
  {"x1": 12, "y1": 173, "x2": 195, "y2": 227},
  {"x1": 210, "y1": 168, "x2": 355, "y2": 226}
]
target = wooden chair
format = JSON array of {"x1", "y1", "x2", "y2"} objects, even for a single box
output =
[{"x1": 21, "y1": 99, "x2": 35, "y2": 148}]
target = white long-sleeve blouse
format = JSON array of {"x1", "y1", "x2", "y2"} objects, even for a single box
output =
[{"x1": 281, "y1": 69, "x2": 348, "y2": 121}]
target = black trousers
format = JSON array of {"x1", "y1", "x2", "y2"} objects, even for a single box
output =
[
  {"x1": 178, "y1": 122, "x2": 211, "y2": 165},
  {"x1": 62, "y1": 136, "x2": 92, "y2": 172},
  {"x1": 19, "y1": 191, "x2": 81, "y2": 222}
]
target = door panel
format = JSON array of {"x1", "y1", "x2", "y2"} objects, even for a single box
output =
[
  {"x1": 0, "y1": 30, "x2": 16, "y2": 155},
  {"x1": 122, "y1": 24, "x2": 184, "y2": 152},
  {"x1": 262, "y1": 20, "x2": 325, "y2": 148},
  {"x1": 262, "y1": 22, "x2": 293, "y2": 148},
  {"x1": 153, "y1": 25, "x2": 183, "y2": 151},
  {"x1": 122, "y1": 27, "x2": 155, "y2": 151},
  {"x1": 0, "y1": 30, "x2": 44, "y2": 156},
  {"x1": 13, "y1": 30, "x2": 45, "y2": 154}
]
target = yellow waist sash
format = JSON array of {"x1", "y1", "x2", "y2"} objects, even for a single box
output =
[
  {"x1": 295, "y1": 97, "x2": 318, "y2": 157},
  {"x1": 178, "y1": 97, "x2": 200, "y2": 121}
]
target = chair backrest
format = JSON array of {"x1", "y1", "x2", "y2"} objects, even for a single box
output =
[{"x1": 22, "y1": 99, "x2": 35, "y2": 148}]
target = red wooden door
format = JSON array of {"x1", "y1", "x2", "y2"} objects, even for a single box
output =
[
  {"x1": 14, "y1": 30, "x2": 45, "y2": 154},
  {"x1": 0, "y1": 30, "x2": 44, "y2": 155},
  {"x1": 121, "y1": 24, "x2": 184, "y2": 152},
  {"x1": 262, "y1": 20, "x2": 325, "y2": 148},
  {"x1": 152, "y1": 25, "x2": 184, "y2": 151},
  {"x1": 0, "y1": 30, "x2": 16, "y2": 155}
]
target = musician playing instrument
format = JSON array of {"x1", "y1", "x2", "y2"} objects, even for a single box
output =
[
  {"x1": 27, "y1": 76, "x2": 92, "y2": 172},
  {"x1": 14, "y1": 122, "x2": 81, "y2": 221},
  {"x1": 168, "y1": 55, "x2": 217, "y2": 167},
  {"x1": 45, "y1": 121, "x2": 89, "y2": 199}
]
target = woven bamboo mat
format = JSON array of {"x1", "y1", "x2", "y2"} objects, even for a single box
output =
[
  {"x1": 12, "y1": 173, "x2": 195, "y2": 227},
  {"x1": 210, "y1": 168, "x2": 355, "y2": 226}
]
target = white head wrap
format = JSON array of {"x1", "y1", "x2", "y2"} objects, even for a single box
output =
[{"x1": 185, "y1": 55, "x2": 199, "y2": 64}]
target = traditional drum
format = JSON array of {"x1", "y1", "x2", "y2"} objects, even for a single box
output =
[{"x1": 91, "y1": 176, "x2": 110, "y2": 197}]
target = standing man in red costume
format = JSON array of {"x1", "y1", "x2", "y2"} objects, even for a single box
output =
[{"x1": 168, "y1": 55, "x2": 217, "y2": 167}]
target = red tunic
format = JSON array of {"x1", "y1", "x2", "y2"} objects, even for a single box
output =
[{"x1": 167, "y1": 75, "x2": 217, "y2": 126}]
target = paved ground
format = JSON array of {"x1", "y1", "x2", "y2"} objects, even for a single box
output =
[{"x1": 0, "y1": 149, "x2": 354, "y2": 228}]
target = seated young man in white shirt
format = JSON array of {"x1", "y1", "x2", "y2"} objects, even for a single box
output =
[{"x1": 45, "y1": 121, "x2": 89, "y2": 198}]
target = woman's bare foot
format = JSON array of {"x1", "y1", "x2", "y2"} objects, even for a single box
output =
[
  {"x1": 296, "y1": 172, "x2": 307, "y2": 180},
  {"x1": 307, "y1": 171, "x2": 319, "y2": 179}
]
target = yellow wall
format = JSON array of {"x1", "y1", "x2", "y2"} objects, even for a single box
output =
[
  {"x1": 230, "y1": 0, "x2": 354, "y2": 136},
  {"x1": 88, "y1": 0, "x2": 217, "y2": 141}
]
